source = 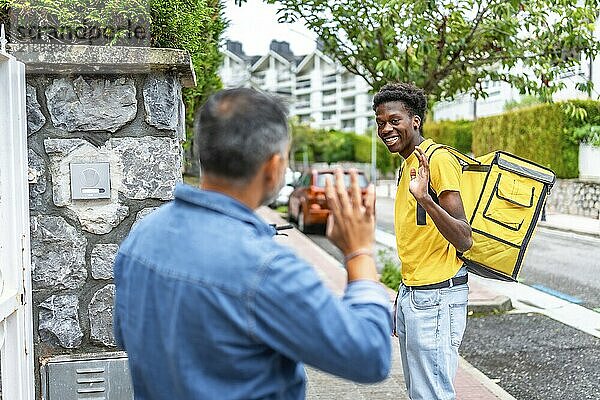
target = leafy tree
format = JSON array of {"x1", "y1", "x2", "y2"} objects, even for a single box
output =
[{"x1": 237, "y1": 0, "x2": 599, "y2": 102}]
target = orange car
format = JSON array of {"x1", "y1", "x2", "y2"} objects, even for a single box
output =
[{"x1": 287, "y1": 169, "x2": 369, "y2": 233}]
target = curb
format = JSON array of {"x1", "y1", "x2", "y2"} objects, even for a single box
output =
[
  {"x1": 537, "y1": 223, "x2": 600, "y2": 239},
  {"x1": 468, "y1": 296, "x2": 513, "y2": 314}
]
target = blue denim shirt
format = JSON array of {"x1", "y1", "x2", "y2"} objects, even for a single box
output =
[{"x1": 114, "y1": 183, "x2": 392, "y2": 400}]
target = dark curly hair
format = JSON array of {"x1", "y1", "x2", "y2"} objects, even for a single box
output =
[{"x1": 372, "y1": 83, "x2": 427, "y2": 130}]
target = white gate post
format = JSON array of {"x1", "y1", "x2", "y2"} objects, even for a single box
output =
[{"x1": 0, "y1": 25, "x2": 36, "y2": 399}]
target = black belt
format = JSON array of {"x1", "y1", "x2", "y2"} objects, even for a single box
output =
[{"x1": 405, "y1": 274, "x2": 468, "y2": 290}]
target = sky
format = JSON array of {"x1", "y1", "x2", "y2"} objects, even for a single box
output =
[{"x1": 223, "y1": 0, "x2": 316, "y2": 57}]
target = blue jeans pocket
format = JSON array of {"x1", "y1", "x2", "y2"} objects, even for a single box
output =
[
  {"x1": 449, "y1": 302, "x2": 467, "y2": 347},
  {"x1": 410, "y1": 289, "x2": 441, "y2": 310}
]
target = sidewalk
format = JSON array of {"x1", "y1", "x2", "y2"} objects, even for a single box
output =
[
  {"x1": 538, "y1": 212, "x2": 600, "y2": 238},
  {"x1": 257, "y1": 207, "x2": 516, "y2": 400}
]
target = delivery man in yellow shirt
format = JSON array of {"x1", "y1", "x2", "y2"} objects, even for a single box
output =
[{"x1": 373, "y1": 82, "x2": 473, "y2": 400}]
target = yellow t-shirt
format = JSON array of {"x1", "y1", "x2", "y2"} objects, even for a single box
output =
[{"x1": 394, "y1": 139, "x2": 464, "y2": 286}]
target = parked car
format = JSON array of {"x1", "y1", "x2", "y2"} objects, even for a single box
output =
[
  {"x1": 288, "y1": 169, "x2": 369, "y2": 233},
  {"x1": 269, "y1": 168, "x2": 301, "y2": 208}
]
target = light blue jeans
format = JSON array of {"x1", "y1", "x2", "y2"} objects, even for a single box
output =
[{"x1": 395, "y1": 266, "x2": 469, "y2": 400}]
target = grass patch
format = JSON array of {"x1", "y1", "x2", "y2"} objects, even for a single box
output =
[
  {"x1": 378, "y1": 249, "x2": 402, "y2": 290},
  {"x1": 183, "y1": 174, "x2": 200, "y2": 187},
  {"x1": 275, "y1": 205, "x2": 288, "y2": 214}
]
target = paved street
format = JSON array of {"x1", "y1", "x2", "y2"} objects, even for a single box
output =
[{"x1": 520, "y1": 229, "x2": 600, "y2": 309}]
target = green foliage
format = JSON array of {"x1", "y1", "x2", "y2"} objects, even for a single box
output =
[
  {"x1": 0, "y1": 0, "x2": 148, "y2": 33},
  {"x1": 149, "y1": 0, "x2": 225, "y2": 143},
  {"x1": 572, "y1": 125, "x2": 600, "y2": 147},
  {"x1": 503, "y1": 95, "x2": 543, "y2": 112},
  {"x1": 242, "y1": 0, "x2": 600, "y2": 102},
  {"x1": 378, "y1": 249, "x2": 402, "y2": 290},
  {"x1": 353, "y1": 134, "x2": 401, "y2": 175},
  {"x1": 424, "y1": 120, "x2": 473, "y2": 154},
  {"x1": 290, "y1": 120, "x2": 400, "y2": 176},
  {"x1": 472, "y1": 100, "x2": 600, "y2": 178}
]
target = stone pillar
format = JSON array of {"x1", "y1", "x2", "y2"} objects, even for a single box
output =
[{"x1": 11, "y1": 44, "x2": 196, "y2": 397}]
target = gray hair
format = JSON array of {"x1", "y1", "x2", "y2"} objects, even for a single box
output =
[{"x1": 195, "y1": 88, "x2": 289, "y2": 184}]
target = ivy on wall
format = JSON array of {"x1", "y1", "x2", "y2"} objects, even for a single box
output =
[{"x1": 149, "y1": 0, "x2": 226, "y2": 144}]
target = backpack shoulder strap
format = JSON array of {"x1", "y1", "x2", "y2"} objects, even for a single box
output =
[
  {"x1": 415, "y1": 142, "x2": 480, "y2": 226},
  {"x1": 424, "y1": 143, "x2": 481, "y2": 166}
]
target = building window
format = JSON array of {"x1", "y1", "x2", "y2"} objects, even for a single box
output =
[
  {"x1": 322, "y1": 74, "x2": 337, "y2": 85},
  {"x1": 342, "y1": 119, "x2": 355, "y2": 130},
  {"x1": 323, "y1": 111, "x2": 336, "y2": 121},
  {"x1": 299, "y1": 114, "x2": 312, "y2": 123},
  {"x1": 297, "y1": 79, "x2": 311, "y2": 89}
]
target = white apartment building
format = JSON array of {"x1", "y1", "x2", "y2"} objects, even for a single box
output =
[{"x1": 219, "y1": 40, "x2": 374, "y2": 134}]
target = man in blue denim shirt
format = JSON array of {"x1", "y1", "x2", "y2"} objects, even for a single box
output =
[{"x1": 114, "y1": 88, "x2": 392, "y2": 399}]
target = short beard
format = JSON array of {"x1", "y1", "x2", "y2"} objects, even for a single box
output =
[{"x1": 260, "y1": 172, "x2": 286, "y2": 207}]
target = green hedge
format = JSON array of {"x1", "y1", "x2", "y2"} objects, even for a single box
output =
[
  {"x1": 353, "y1": 135, "x2": 400, "y2": 175},
  {"x1": 472, "y1": 100, "x2": 600, "y2": 178},
  {"x1": 424, "y1": 120, "x2": 473, "y2": 154},
  {"x1": 290, "y1": 122, "x2": 400, "y2": 175}
]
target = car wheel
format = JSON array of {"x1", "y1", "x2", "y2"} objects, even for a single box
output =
[{"x1": 298, "y1": 208, "x2": 309, "y2": 233}]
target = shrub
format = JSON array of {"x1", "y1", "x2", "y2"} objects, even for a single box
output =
[
  {"x1": 290, "y1": 122, "x2": 401, "y2": 176},
  {"x1": 424, "y1": 120, "x2": 473, "y2": 154},
  {"x1": 503, "y1": 95, "x2": 542, "y2": 111},
  {"x1": 353, "y1": 134, "x2": 401, "y2": 176},
  {"x1": 572, "y1": 125, "x2": 600, "y2": 147},
  {"x1": 150, "y1": 0, "x2": 226, "y2": 140},
  {"x1": 472, "y1": 100, "x2": 600, "y2": 178},
  {"x1": 378, "y1": 249, "x2": 402, "y2": 290}
]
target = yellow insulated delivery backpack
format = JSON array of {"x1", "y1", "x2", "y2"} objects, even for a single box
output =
[{"x1": 423, "y1": 143, "x2": 556, "y2": 282}]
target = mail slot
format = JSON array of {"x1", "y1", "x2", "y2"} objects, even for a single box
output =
[{"x1": 41, "y1": 352, "x2": 133, "y2": 399}]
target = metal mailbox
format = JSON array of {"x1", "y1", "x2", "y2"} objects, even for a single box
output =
[{"x1": 41, "y1": 352, "x2": 133, "y2": 400}]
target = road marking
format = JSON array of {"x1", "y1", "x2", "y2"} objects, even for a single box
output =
[{"x1": 530, "y1": 284, "x2": 583, "y2": 304}]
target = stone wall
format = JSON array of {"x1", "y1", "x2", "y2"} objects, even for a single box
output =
[
  {"x1": 545, "y1": 179, "x2": 600, "y2": 219},
  {"x1": 13, "y1": 44, "x2": 195, "y2": 397}
]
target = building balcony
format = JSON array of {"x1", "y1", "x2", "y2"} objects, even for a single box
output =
[
  {"x1": 252, "y1": 77, "x2": 266, "y2": 86},
  {"x1": 321, "y1": 104, "x2": 337, "y2": 112},
  {"x1": 295, "y1": 87, "x2": 311, "y2": 95},
  {"x1": 321, "y1": 81, "x2": 337, "y2": 90},
  {"x1": 296, "y1": 80, "x2": 311, "y2": 90},
  {"x1": 322, "y1": 75, "x2": 337, "y2": 85},
  {"x1": 295, "y1": 101, "x2": 310, "y2": 109},
  {"x1": 322, "y1": 95, "x2": 337, "y2": 106}
]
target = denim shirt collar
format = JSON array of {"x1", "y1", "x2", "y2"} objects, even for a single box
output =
[{"x1": 173, "y1": 183, "x2": 276, "y2": 236}]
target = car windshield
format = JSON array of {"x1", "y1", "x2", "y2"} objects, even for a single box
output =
[{"x1": 316, "y1": 172, "x2": 368, "y2": 188}]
